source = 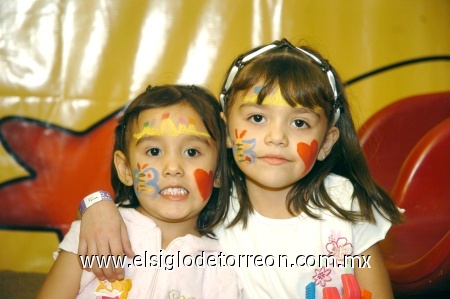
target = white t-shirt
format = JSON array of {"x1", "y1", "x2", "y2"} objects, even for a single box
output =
[
  {"x1": 58, "y1": 208, "x2": 242, "y2": 299},
  {"x1": 215, "y1": 173, "x2": 394, "y2": 299}
]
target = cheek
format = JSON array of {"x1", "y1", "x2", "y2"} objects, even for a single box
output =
[
  {"x1": 133, "y1": 162, "x2": 160, "y2": 196},
  {"x1": 296, "y1": 140, "x2": 319, "y2": 172},
  {"x1": 193, "y1": 169, "x2": 214, "y2": 202},
  {"x1": 232, "y1": 128, "x2": 257, "y2": 164}
]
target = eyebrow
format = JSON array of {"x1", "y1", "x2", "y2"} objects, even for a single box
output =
[
  {"x1": 184, "y1": 134, "x2": 213, "y2": 147},
  {"x1": 239, "y1": 102, "x2": 321, "y2": 118},
  {"x1": 135, "y1": 134, "x2": 213, "y2": 147}
]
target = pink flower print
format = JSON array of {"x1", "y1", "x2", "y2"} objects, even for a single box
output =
[
  {"x1": 313, "y1": 267, "x2": 332, "y2": 287},
  {"x1": 326, "y1": 237, "x2": 353, "y2": 263},
  {"x1": 328, "y1": 230, "x2": 341, "y2": 243}
]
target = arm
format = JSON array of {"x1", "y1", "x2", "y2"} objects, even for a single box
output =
[
  {"x1": 78, "y1": 200, "x2": 134, "y2": 282},
  {"x1": 36, "y1": 251, "x2": 81, "y2": 299},
  {"x1": 354, "y1": 242, "x2": 394, "y2": 298}
]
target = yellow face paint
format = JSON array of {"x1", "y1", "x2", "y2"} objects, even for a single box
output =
[
  {"x1": 243, "y1": 86, "x2": 290, "y2": 107},
  {"x1": 133, "y1": 113, "x2": 211, "y2": 140}
]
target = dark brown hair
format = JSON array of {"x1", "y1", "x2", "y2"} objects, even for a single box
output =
[
  {"x1": 222, "y1": 40, "x2": 404, "y2": 228},
  {"x1": 111, "y1": 84, "x2": 229, "y2": 236}
]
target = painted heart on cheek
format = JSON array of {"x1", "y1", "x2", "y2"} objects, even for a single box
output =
[
  {"x1": 297, "y1": 140, "x2": 318, "y2": 173},
  {"x1": 194, "y1": 169, "x2": 214, "y2": 201}
]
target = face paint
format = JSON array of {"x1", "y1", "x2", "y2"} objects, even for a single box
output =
[
  {"x1": 243, "y1": 86, "x2": 290, "y2": 107},
  {"x1": 244, "y1": 86, "x2": 322, "y2": 112},
  {"x1": 232, "y1": 129, "x2": 256, "y2": 164},
  {"x1": 133, "y1": 162, "x2": 160, "y2": 197},
  {"x1": 133, "y1": 114, "x2": 211, "y2": 140},
  {"x1": 297, "y1": 140, "x2": 318, "y2": 173},
  {"x1": 193, "y1": 169, "x2": 214, "y2": 201}
]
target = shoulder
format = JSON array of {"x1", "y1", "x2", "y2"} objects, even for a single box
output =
[
  {"x1": 323, "y1": 173, "x2": 355, "y2": 211},
  {"x1": 58, "y1": 220, "x2": 81, "y2": 254},
  {"x1": 118, "y1": 207, "x2": 158, "y2": 228},
  {"x1": 323, "y1": 176, "x2": 396, "y2": 254},
  {"x1": 324, "y1": 173, "x2": 354, "y2": 194}
]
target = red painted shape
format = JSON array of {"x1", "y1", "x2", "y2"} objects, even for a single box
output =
[
  {"x1": 296, "y1": 139, "x2": 318, "y2": 172},
  {"x1": 0, "y1": 116, "x2": 119, "y2": 235},
  {"x1": 193, "y1": 169, "x2": 214, "y2": 201}
]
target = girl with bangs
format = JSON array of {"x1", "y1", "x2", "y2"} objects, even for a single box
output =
[
  {"x1": 77, "y1": 39, "x2": 403, "y2": 298},
  {"x1": 38, "y1": 85, "x2": 242, "y2": 299}
]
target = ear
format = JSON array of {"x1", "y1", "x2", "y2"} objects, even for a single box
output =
[
  {"x1": 213, "y1": 176, "x2": 221, "y2": 188},
  {"x1": 114, "y1": 150, "x2": 133, "y2": 186},
  {"x1": 220, "y1": 112, "x2": 232, "y2": 148},
  {"x1": 317, "y1": 127, "x2": 340, "y2": 161}
]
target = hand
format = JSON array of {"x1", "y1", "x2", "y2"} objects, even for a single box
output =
[{"x1": 78, "y1": 200, "x2": 135, "y2": 282}]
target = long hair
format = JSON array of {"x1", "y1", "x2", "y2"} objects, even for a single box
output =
[
  {"x1": 223, "y1": 41, "x2": 404, "y2": 228},
  {"x1": 111, "y1": 84, "x2": 230, "y2": 236}
]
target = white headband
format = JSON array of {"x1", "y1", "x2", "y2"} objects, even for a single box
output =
[{"x1": 220, "y1": 39, "x2": 340, "y2": 125}]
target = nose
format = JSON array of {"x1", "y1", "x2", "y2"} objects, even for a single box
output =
[
  {"x1": 264, "y1": 121, "x2": 288, "y2": 146},
  {"x1": 162, "y1": 153, "x2": 184, "y2": 177}
]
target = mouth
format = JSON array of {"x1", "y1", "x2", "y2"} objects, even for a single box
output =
[
  {"x1": 159, "y1": 187, "x2": 189, "y2": 200},
  {"x1": 259, "y1": 155, "x2": 290, "y2": 165}
]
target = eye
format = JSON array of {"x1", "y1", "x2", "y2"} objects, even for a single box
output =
[
  {"x1": 147, "y1": 148, "x2": 162, "y2": 156},
  {"x1": 291, "y1": 119, "x2": 309, "y2": 129},
  {"x1": 184, "y1": 148, "x2": 200, "y2": 157},
  {"x1": 249, "y1": 114, "x2": 266, "y2": 123}
]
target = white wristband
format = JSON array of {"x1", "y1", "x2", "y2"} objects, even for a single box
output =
[{"x1": 79, "y1": 190, "x2": 113, "y2": 215}]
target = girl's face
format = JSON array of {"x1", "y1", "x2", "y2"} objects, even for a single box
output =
[
  {"x1": 115, "y1": 103, "x2": 218, "y2": 225},
  {"x1": 226, "y1": 85, "x2": 339, "y2": 191}
]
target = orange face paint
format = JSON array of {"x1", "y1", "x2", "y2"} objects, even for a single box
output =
[
  {"x1": 193, "y1": 169, "x2": 214, "y2": 201},
  {"x1": 297, "y1": 140, "x2": 318, "y2": 173}
]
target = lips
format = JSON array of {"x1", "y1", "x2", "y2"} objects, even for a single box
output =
[{"x1": 259, "y1": 155, "x2": 290, "y2": 165}]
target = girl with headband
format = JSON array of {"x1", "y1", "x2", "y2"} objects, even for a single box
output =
[{"x1": 77, "y1": 39, "x2": 403, "y2": 298}]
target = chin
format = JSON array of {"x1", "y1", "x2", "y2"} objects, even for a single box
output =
[{"x1": 250, "y1": 177, "x2": 298, "y2": 190}]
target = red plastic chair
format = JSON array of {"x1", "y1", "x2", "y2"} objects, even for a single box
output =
[
  {"x1": 379, "y1": 117, "x2": 450, "y2": 294},
  {"x1": 358, "y1": 91, "x2": 450, "y2": 192}
]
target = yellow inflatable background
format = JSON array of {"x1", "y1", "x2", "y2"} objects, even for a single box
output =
[{"x1": 0, "y1": 0, "x2": 449, "y2": 274}]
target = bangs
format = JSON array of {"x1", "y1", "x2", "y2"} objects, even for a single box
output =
[{"x1": 228, "y1": 50, "x2": 334, "y2": 115}]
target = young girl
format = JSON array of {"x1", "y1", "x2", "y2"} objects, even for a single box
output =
[
  {"x1": 37, "y1": 85, "x2": 242, "y2": 299},
  {"x1": 77, "y1": 39, "x2": 403, "y2": 298}
]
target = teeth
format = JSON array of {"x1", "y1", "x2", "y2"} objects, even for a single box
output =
[{"x1": 160, "y1": 188, "x2": 188, "y2": 196}]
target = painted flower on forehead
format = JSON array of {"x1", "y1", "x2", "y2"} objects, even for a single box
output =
[
  {"x1": 133, "y1": 113, "x2": 210, "y2": 140},
  {"x1": 243, "y1": 86, "x2": 291, "y2": 107}
]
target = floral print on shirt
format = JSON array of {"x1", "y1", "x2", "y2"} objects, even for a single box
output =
[
  {"x1": 312, "y1": 232, "x2": 354, "y2": 287},
  {"x1": 312, "y1": 267, "x2": 332, "y2": 287},
  {"x1": 326, "y1": 232, "x2": 353, "y2": 265}
]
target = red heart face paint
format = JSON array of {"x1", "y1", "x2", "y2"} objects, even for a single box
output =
[
  {"x1": 297, "y1": 140, "x2": 318, "y2": 173},
  {"x1": 193, "y1": 169, "x2": 214, "y2": 201}
]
